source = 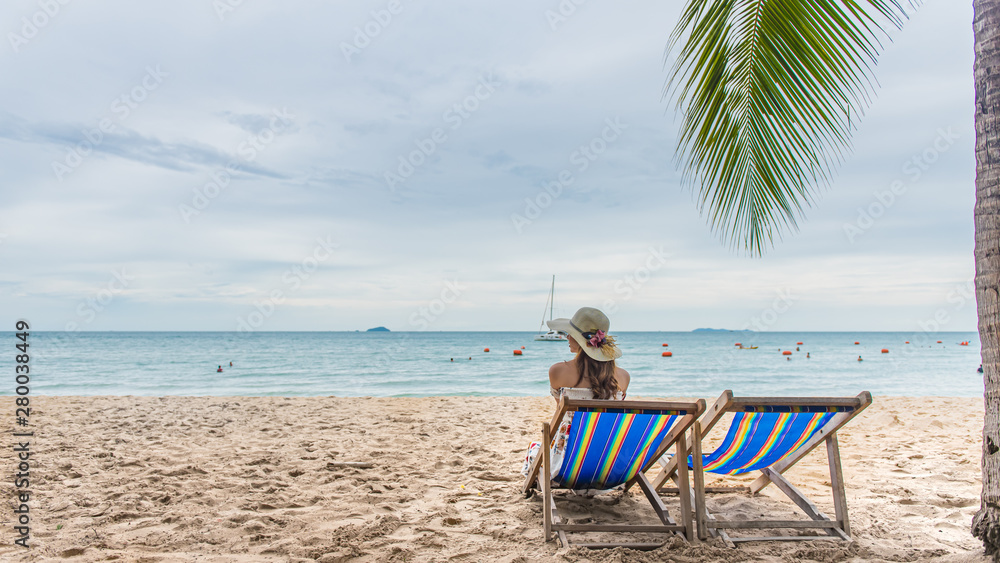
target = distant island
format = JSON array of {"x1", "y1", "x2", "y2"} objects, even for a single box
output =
[
  {"x1": 692, "y1": 328, "x2": 752, "y2": 332},
  {"x1": 366, "y1": 326, "x2": 390, "y2": 332}
]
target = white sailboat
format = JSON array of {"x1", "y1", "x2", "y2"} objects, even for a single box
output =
[{"x1": 535, "y1": 275, "x2": 568, "y2": 341}]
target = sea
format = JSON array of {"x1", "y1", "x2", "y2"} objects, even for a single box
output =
[{"x1": 5, "y1": 331, "x2": 982, "y2": 398}]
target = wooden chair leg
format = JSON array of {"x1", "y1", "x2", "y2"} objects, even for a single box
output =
[
  {"x1": 636, "y1": 473, "x2": 676, "y2": 527},
  {"x1": 652, "y1": 455, "x2": 678, "y2": 491},
  {"x1": 675, "y1": 430, "x2": 693, "y2": 541},
  {"x1": 826, "y1": 433, "x2": 850, "y2": 536},
  {"x1": 670, "y1": 467, "x2": 733, "y2": 547},
  {"x1": 761, "y1": 468, "x2": 850, "y2": 541},
  {"x1": 541, "y1": 422, "x2": 552, "y2": 542},
  {"x1": 691, "y1": 424, "x2": 708, "y2": 541}
]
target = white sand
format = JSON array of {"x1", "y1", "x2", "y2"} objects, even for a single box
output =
[{"x1": 0, "y1": 395, "x2": 988, "y2": 562}]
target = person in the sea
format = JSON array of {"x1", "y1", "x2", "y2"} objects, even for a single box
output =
[{"x1": 521, "y1": 307, "x2": 628, "y2": 478}]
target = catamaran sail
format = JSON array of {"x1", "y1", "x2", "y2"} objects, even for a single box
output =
[{"x1": 535, "y1": 275, "x2": 567, "y2": 341}]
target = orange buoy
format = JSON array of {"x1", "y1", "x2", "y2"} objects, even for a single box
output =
[
  {"x1": 881, "y1": 348, "x2": 889, "y2": 354},
  {"x1": 662, "y1": 351, "x2": 672, "y2": 357},
  {"x1": 513, "y1": 350, "x2": 522, "y2": 356},
  {"x1": 905, "y1": 341, "x2": 910, "y2": 344},
  {"x1": 662, "y1": 343, "x2": 669, "y2": 347},
  {"x1": 854, "y1": 342, "x2": 860, "y2": 345},
  {"x1": 961, "y1": 341, "x2": 969, "y2": 346},
  {"x1": 735, "y1": 343, "x2": 742, "y2": 347},
  {"x1": 521, "y1": 346, "x2": 525, "y2": 349},
  {"x1": 484, "y1": 348, "x2": 490, "y2": 352},
  {"x1": 937, "y1": 340, "x2": 942, "y2": 344},
  {"x1": 796, "y1": 341, "x2": 803, "y2": 345},
  {"x1": 782, "y1": 350, "x2": 792, "y2": 356}
]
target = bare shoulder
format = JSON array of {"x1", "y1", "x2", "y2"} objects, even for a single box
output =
[
  {"x1": 615, "y1": 366, "x2": 631, "y2": 392},
  {"x1": 549, "y1": 360, "x2": 576, "y2": 389}
]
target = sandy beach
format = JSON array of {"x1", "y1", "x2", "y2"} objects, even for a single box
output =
[{"x1": 0, "y1": 395, "x2": 989, "y2": 562}]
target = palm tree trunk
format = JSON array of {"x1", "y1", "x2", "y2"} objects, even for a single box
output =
[{"x1": 973, "y1": 0, "x2": 1000, "y2": 557}]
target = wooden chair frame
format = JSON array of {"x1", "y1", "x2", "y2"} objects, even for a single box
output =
[
  {"x1": 651, "y1": 390, "x2": 872, "y2": 546},
  {"x1": 522, "y1": 397, "x2": 705, "y2": 550}
]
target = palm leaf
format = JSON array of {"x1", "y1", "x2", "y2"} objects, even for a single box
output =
[{"x1": 665, "y1": 0, "x2": 915, "y2": 255}]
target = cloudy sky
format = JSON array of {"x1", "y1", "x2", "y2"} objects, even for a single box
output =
[{"x1": 0, "y1": 0, "x2": 975, "y2": 332}]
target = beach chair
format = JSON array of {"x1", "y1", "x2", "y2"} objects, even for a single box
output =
[
  {"x1": 522, "y1": 397, "x2": 705, "y2": 549},
  {"x1": 651, "y1": 390, "x2": 871, "y2": 546}
]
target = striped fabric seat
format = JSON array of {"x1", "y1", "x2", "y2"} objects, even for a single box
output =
[
  {"x1": 699, "y1": 410, "x2": 841, "y2": 475},
  {"x1": 524, "y1": 398, "x2": 705, "y2": 548},
  {"x1": 553, "y1": 408, "x2": 680, "y2": 490},
  {"x1": 650, "y1": 391, "x2": 871, "y2": 545}
]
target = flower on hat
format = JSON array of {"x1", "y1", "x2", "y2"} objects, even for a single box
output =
[{"x1": 587, "y1": 329, "x2": 607, "y2": 348}]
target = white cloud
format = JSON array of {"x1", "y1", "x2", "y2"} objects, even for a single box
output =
[{"x1": 0, "y1": 0, "x2": 976, "y2": 331}]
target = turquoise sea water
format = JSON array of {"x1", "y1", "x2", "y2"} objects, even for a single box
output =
[{"x1": 6, "y1": 331, "x2": 982, "y2": 398}]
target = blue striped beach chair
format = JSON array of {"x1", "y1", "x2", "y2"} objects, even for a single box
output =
[
  {"x1": 651, "y1": 391, "x2": 872, "y2": 545},
  {"x1": 522, "y1": 397, "x2": 705, "y2": 549}
]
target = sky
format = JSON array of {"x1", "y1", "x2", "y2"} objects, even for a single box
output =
[{"x1": 0, "y1": 0, "x2": 977, "y2": 333}]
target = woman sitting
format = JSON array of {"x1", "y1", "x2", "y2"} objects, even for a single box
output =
[
  {"x1": 547, "y1": 306, "x2": 629, "y2": 401},
  {"x1": 522, "y1": 307, "x2": 629, "y2": 479}
]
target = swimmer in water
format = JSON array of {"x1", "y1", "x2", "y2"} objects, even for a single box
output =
[
  {"x1": 806, "y1": 352, "x2": 810, "y2": 359},
  {"x1": 217, "y1": 365, "x2": 223, "y2": 372},
  {"x1": 858, "y1": 356, "x2": 863, "y2": 362},
  {"x1": 229, "y1": 361, "x2": 233, "y2": 367}
]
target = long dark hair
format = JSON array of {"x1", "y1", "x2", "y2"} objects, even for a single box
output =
[{"x1": 575, "y1": 353, "x2": 618, "y2": 400}]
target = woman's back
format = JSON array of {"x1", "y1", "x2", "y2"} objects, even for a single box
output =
[
  {"x1": 549, "y1": 358, "x2": 629, "y2": 401},
  {"x1": 550, "y1": 386, "x2": 625, "y2": 402}
]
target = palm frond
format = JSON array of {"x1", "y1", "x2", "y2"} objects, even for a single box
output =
[{"x1": 665, "y1": 0, "x2": 916, "y2": 255}]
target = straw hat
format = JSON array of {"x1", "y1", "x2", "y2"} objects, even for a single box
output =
[{"x1": 546, "y1": 307, "x2": 622, "y2": 362}]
